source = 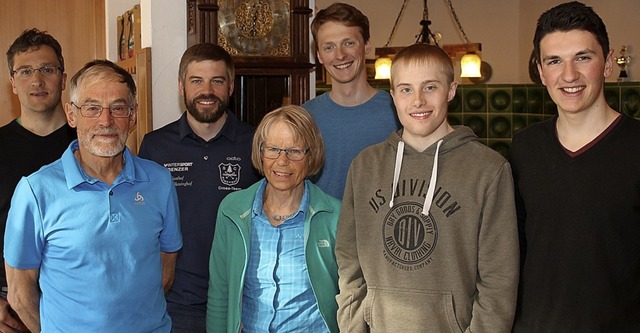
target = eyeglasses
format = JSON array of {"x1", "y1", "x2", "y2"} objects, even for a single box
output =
[
  {"x1": 11, "y1": 66, "x2": 62, "y2": 78},
  {"x1": 71, "y1": 102, "x2": 133, "y2": 118},
  {"x1": 261, "y1": 145, "x2": 309, "y2": 161}
]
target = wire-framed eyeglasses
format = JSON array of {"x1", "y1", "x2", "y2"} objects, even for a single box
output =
[
  {"x1": 70, "y1": 102, "x2": 133, "y2": 118},
  {"x1": 261, "y1": 145, "x2": 309, "y2": 161},
  {"x1": 11, "y1": 66, "x2": 62, "y2": 78}
]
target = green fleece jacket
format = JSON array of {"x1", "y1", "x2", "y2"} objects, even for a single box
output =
[
  {"x1": 206, "y1": 179, "x2": 341, "y2": 333},
  {"x1": 336, "y1": 127, "x2": 519, "y2": 333}
]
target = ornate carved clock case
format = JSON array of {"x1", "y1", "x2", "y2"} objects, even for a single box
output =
[{"x1": 187, "y1": 0, "x2": 314, "y2": 127}]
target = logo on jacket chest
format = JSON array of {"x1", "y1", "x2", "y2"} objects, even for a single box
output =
[
  {"x1": 218, "y1": 163, "x2": 241, "y2": 186},
  {"x1": 383, "y1": 202, "x2": 437, "y2": 271}
]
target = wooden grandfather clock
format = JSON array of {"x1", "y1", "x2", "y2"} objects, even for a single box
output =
[{"x1": 187, "y1": 0, "x2": 314, "y2": 127}]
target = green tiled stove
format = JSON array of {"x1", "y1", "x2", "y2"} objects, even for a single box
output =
[{"x1": 317, "y1": 82, "x2": 640, "y2": 157}]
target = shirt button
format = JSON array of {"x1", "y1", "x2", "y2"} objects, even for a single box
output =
[{"x1": 204, "y1": 156, "x2": 208, "y2": 160}]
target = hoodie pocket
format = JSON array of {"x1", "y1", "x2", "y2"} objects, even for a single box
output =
[{"x1": 364, "y1": 286, "x2": 463, "y2": 333}]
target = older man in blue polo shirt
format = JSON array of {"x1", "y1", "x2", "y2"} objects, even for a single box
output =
[{"x1": 4, "y1": 60, "x2": 182, "y2": 333}]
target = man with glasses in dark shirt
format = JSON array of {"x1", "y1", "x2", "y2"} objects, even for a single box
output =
[{"x1": 0, "y1": 28, "x2": 75, "y2": 333}]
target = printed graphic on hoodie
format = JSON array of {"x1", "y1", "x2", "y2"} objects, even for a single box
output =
[
  {"x1": 376, "y1": 180, "x2": 462, "y2": 271},
  {"x1": 383, "y1": 201, "x2": 437, "y2": 271}
]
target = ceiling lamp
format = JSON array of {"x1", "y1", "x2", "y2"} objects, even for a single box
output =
[
  {"x1": 443, "y1": 0, "x2": 482, "y2": 78},
  {"x1": 374, "y1": 57, "x2": 392, "y2": 79},
  {"x1": 373, "y1": 0, "x2": 409, "y2": 80},
  {"x1": 460, "y1": 52, "x2": 482, "y2": 77},
  {"x1": 374, "y1": 0, "x2": 486, "y2": 81}
]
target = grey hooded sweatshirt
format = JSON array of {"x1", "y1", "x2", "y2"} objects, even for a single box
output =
[{"x1": 336, "y1": 126, "x2": 518, "y2": 333}]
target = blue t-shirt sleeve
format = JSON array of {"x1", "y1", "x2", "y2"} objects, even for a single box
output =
[{"x1": 4, "y1": 177, "x2": 44, "y2": 269}]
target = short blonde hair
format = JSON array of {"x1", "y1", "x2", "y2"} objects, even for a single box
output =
[
  {"x1": 251, "y1": 105, "x2": 325, "y2": 176},
  {"x1": 390, "y1": 43, "x2": 454, "y2": 87}
]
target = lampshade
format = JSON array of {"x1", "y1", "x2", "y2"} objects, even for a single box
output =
[
  {"x1": 375, "y1": 57, "x2": 392, "y2": 80},
  {"x1": 460, "y1": 52, "x2": 481, "y2": 78}
]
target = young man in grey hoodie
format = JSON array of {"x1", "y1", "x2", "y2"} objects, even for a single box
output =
[{"x1": 335, "y1": 43, "x2": 519, "y2": 333}]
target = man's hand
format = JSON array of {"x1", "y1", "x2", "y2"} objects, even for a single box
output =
[{"x1": 0, "y1": 297, "x2": 29, "y2": 333}]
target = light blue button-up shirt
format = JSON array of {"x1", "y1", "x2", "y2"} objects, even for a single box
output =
[{"x1": 241, "y1": 180, "x2": 328, "y2": 332}]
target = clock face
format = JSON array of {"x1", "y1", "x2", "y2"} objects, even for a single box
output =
[{"x1": 218, "y1": 0, "x2": 291, "y2": 56}]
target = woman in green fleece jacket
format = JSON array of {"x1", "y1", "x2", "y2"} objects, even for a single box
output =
[{"x1": 206, "y1": 105, "x2": 341, "y2": 333}]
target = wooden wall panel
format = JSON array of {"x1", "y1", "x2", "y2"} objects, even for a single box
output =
[{"x1": 0, "y1": 0, "x2": 105, "y2": 126}]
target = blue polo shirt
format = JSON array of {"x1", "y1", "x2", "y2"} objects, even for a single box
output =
[
  {"x1": 138, "y1": 110, "x2": 260, "y2": 317},
  {"x1": 4, "y1": 140, "x2": 182, "y2": 332}
]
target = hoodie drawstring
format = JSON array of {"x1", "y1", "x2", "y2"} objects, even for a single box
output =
[
  {"x1": 422, "y1": 140, "x2": 443, "y2": 215},
  {"x1": 389, "y1": 140, "x2": 405, "y2": 208},
  {"x1": 389, "y1": 139, "x2": 444, "y2": 216}
]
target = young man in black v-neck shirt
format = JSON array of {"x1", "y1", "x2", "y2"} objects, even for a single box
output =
[{"x1": 509, "y1": 2, "x2": 640, "y2": 332}]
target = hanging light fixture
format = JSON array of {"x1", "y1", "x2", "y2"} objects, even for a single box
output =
[
  {"x1": 373, "y1": 0, "x2": 486, "y2": 81},
  {"x1": 460, "y1": 52, "x2": 482, "y2": 77},
  {"x1": 373, "y1": 0, "x2": 409, "y2": 80},
  {"x1": 374, "y1": 57, "x2": 392, "y2": 79},
  {"x1": 444, "y1": 0, "x2": 482, "y2": 78}
]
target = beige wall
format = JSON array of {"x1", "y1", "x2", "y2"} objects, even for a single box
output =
[
  {"x1": 315, "y1": 0, "x2": 640, "y2": 84},
  {"x1": 3, "y1": 1, "x2": 638, "y2": 127},
  {"x1": 105, "y1": 0, "x2": 187, "y2": 130}
]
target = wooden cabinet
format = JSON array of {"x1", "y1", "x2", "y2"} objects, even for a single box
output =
[
  {"x1": 116, "y1": 5, "x2": 152, "y2": 155},
  {"x1": 186, "y1": 0, "x2": 314, "y2": 127},
  {"x1": 118, "y1": 48, "x2": 152, "y2": 155}
]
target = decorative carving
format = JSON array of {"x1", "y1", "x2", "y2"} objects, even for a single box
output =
[
  {"x1": 187, "y1": 0, "x2": 313, "y2": 127},
  {"x1": 187, "y1": 0, "x2": 196, "y2": 33},
  {"x1": 236, "y1": 0, "x2": 273, "y2": 38},
  {"x1": 217, "y1": 33, "x2": 290, "y2": 56},
  {"x1": 218, "y1": 0, "x2": 290, "y2": 56}
]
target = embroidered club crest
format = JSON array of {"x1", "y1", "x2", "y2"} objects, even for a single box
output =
[{"x1": 219, "y1": 163, "x2": 241, "y2": 186}]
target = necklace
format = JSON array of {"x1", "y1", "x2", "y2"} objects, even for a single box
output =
[
  {"x1": 272, "y1": 213, "x2": 294, "y2": 221},
  {"x1": 263, "y1": 198, "x2": 297, "y2": 222}
]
